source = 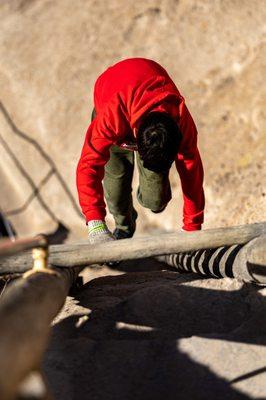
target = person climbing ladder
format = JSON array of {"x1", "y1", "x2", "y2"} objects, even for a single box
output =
[{"x1": 76, "y1": 58, "x2": 205, "y2": 243}]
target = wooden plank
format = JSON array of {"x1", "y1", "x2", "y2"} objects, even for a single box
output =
[
  {"x1": 0, "y1": 266, "x2": 81, "y2": 400},
  {"x1": 0, "y1": 222, "x2": 265, "y2": 274}
]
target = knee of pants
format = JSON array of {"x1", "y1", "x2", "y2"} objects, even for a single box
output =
[{"x1": 137, "y1": 187, "x2": 170, "y2": 211}]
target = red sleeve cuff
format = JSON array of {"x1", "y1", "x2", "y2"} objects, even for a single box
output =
[
  {"x1": 182, "y1": 224, "x2": 202, "y2": 232},
  {"x1": 85, "y1": 209, "x2": 106, "y2": 223}
]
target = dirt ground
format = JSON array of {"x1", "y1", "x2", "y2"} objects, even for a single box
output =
[{"x1": 43, "y1": 260, "x2": 266, "y2": 400}]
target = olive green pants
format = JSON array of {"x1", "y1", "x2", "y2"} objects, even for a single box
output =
[{"x1": 104, "y1": 145, "x2": 172, "y2": 235}]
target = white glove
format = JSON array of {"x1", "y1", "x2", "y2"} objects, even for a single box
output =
[{"x1": 88, "y1": 220, "x2": 115, "y2": 245}]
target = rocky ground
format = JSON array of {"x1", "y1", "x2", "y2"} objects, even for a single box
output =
[
  {"x1": 0, "y1": 0, "x2": 265, "y2": 237},
  {"x1": 43, "y1": 261, "x2": 266, "y2": 399}
]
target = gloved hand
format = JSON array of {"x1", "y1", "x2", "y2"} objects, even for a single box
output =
[{"x1": 87, "y1": 220, "x2": 115, "y2": 245}]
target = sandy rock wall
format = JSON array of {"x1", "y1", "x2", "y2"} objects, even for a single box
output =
[{"x1": 0, "y1": 0, "x2": 265, "y2": 238}]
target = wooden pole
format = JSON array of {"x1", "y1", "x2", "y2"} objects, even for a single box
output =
[
  {"x1": 0, "y1": 222, "x2": 265, "y2": 274},
  {"x1": 0, "y1": 235, "x2": 47, "y2": 258},
  {"x1": 233, "y1": 234, "x2": 266, "y2": 284},
  {"x1": 156, "y1": 235, "x2": 266, "y2": 284},
  {"x1": 0, "y1": 266, "x2": 81, "y2": 400}
]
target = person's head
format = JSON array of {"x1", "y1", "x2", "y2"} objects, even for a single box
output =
[{"x1": 137, "y1": 112, "x2": 182, "y2": 173}]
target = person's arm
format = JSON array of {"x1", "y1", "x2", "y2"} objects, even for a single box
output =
[
  {"x1": 175, "y1": 103, "x2": 205, "y2": 231},
  {"x1": 76, "y1": 117, "x2": 113, "y2": 223},
  {"x1": 76, "y1": 103, "x2": 128, "y2": 223}
]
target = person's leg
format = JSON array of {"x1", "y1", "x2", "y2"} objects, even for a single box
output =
[
  {"x1": 136, "y1": 153, "x2": 172, "y2": 212},
  {"x1": 104, "y1": 146, "x2": 137, "y2": 236}
]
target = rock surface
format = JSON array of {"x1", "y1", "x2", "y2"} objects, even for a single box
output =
[
  {"x1": 0, "y1": 0, "x2": 265, "y2": 238},
  {"x1": 1, "y1": 2, "x2": 265, "y2": 399},
  {"x1": 43, "y1": 262, "x2": 266, "y2": 399}
]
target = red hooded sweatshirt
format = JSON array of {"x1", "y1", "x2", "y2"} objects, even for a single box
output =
[{"x1": 76, "y1": 58, "x2": 204, "y2": 231}]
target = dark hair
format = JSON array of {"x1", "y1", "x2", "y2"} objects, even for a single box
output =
[{"x1": 137, "y1": 112, "x2": 182, "y2": 173}]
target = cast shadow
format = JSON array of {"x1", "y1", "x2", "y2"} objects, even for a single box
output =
[
  {"x1": 0, "y1": 101, "x2": 82, "y2": 232},
  {"x1": 107, "y1": 257, "x2": 178, "y2": 273},
  {"x1": 43, "y1": 263, "x2": 266, "y2": 400}
]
